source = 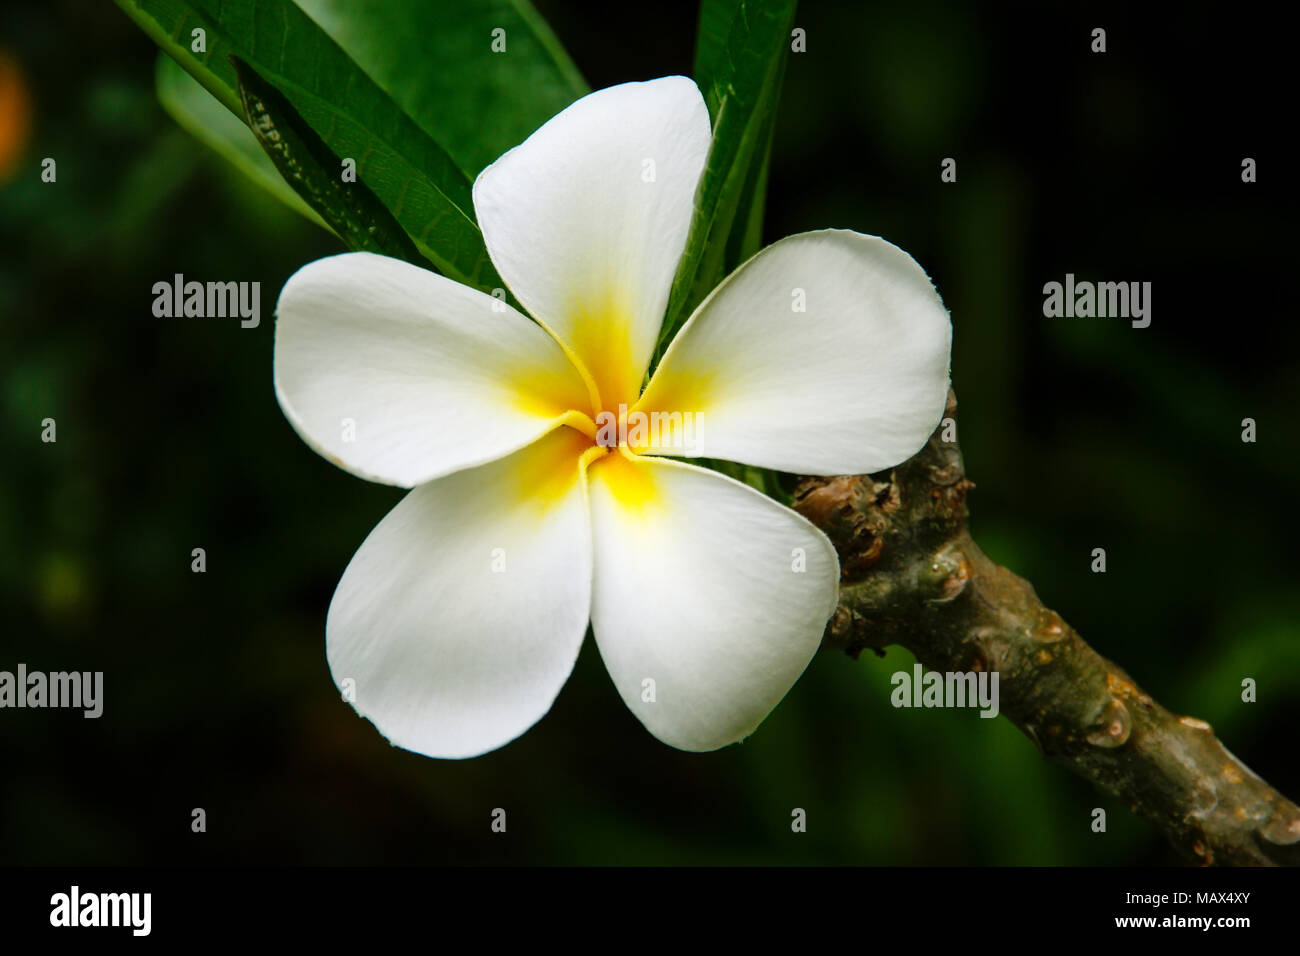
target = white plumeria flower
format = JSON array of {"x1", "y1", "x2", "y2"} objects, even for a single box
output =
[{"x1": 274, "y1": 76, "x2": 951, "y2": 758}]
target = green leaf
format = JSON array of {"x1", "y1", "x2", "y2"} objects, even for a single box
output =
[
  {"x1": 724, "y1": 54, "x2": 785, "y2": 268},
  {"x1": 156, "y1": 54, "x2": 328, "y2": 230},
  {"x1": 659, "y1": 0, "x2": 797, "y2": 353},
  {"x1": 693, "y1": 0, "x2": 737, "y2": 96},
  {"x1": 294, "y1": 0, "x2": 588, "y2": 176},
  {"x1": 232, "y1": 56, "x2": 421, "y2": 263},
  {"x1": 115, "y1": 0, "x2": 500, "y2": 289}
]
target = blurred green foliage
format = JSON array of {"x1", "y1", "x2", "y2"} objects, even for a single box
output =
[{"x1": 0, "y1": 0, "x2": 1295, "y2": 865}]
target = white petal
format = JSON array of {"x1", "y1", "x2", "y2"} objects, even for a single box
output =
[
  {"x1": 637, "y1": 230, "x2": 952, "y2": 475},
  {"x1": 587, "y1": 452, "x2": 839, "y2": 751},
  {"x1": 275, "y1": 252, "x2": 592, "y2": 488},
  {"x1": 326, "y1": 427, "x2": 595, "y2": 759},
  {"x1": 472, "y1": 77, "x2": 711, "y2": 409}
]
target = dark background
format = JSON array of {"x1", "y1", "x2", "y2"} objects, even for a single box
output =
[{"x1": 1, "y1": 0, "x2": 1295, "y2": 864}]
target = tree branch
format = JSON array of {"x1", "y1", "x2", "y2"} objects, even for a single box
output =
[{"x1": 793, "y1": 391, "x2": 1300, "y2": 866}]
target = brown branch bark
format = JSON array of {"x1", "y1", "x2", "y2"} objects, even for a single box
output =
[{"x1": 793, "y1": 390, "x2": 1300, "y2": 866}]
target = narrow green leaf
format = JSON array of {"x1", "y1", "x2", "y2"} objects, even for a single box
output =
[
  {"x1": 232, "y1": 56, "x2": 421, "y2": 263},
  {"x1": 294, "y1": 0, "x2": 588, "y2": 176},
  {"x1": 156, "y1": 54, "x2": 328, "y2": 230},
  {"x1": 115, "y1": 0, "x2": 500, "y2": 289},
  {"x1": 693, "y1": 0, "x2": 736, "y2": 97},
  {"x1": 659, "y1": 0, "x2": 797, "y2": 352},
  {"x1": 728, "y1": 127, "x2": 774, "y2": 265},
  {"x1": 725, "y1": 53, "x2": 786, "y2": 268}
]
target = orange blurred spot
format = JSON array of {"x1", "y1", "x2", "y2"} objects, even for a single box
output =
[{"x1": 0, "y1": 50, "x2": 32, "y2": 183}]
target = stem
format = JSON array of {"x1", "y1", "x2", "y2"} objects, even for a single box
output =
[{"x1": 793, "y1": 391, "x2": 1300, "y2": 866}]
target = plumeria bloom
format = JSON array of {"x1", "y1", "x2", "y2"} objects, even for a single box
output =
[{"x1": 274, "y1": 76, "x2": 951, "y2": 758}]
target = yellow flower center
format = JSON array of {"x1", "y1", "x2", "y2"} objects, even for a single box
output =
[{"x1": 514, "y1": 295, "x2": 703, "y2": 515}]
